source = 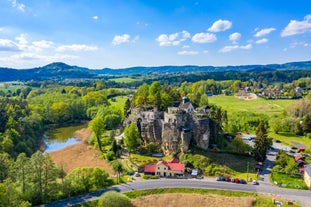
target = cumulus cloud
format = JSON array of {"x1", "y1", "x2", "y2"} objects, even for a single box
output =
[
  {"x1": 112, "y1": 34, "x2": 131, "y2": 45},
  {"x1": 255, "y1": 38, "x2": 268, "y2": 44},
  {"x1": 192, "y1": 33, "x2": 217, "y2": 43},
  {"x1": 208, "y1": 19, "x2": 232, "y2": 32},
  {"x1": 219, "y1": 44, "x2": 252, "y2": 53},
  {"x1": 254, "y1": 28, "x2": 276, "y2": 37},
  {"x1": 16, "y1": 34, "x2": 28, "y2": 45},
  {"x1": 56, "y1": 44, "x2": 98, "y2": 52},
  {"x1": 0, "y1": 53, "x2": 78, "y2": 67},
  {"x1": 32, "y1": 40, "x2": 54, "y2": 49},
  {"x1": 156, "y1": 30, "x2": 190, "y2": 46},
  {"x1": 177, "y1": 50, "x2": 198, "y2": 55},
  {"x1": 92, "y1": 16, "x2": 98, "y2": 20},
  {"x1": 8, "y1": 0, "x2": 25, "y2": 12},
  {"x1": 0, "y1": 39, "x2": 20, "y2": 51},
  {"x1": 229, "y1": 32, "x2": 241, "y2": 44},
  {"x1": 281, "y1": 14, "x2": 311, "y2": 37}
]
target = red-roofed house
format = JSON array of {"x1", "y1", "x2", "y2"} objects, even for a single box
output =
[{"x1": 144, "y1": 158, "x2": 185, "y2": 177}]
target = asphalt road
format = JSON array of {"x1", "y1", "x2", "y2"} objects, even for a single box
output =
[{"x1": 44, "y1": 178, "x2": 311, "y2": 207}]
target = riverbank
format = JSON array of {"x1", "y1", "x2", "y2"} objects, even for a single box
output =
[{"x1": 49, "y1": 128, "x2": 114, "y2": 175}]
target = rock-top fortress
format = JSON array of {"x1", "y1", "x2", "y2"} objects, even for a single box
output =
[{"x1": 125, "y1": 97, "x2": 211, "y2": 154}]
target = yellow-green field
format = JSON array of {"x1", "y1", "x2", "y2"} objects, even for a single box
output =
[
  {"x1": 109, "y1": 77, "x2": 142, "y2": 83},
  {"x1": 208, "y1": 94, "x2": 296, "y2": 116}
]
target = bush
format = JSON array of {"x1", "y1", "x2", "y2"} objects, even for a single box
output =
[
  {"x1": 105, "y1": 151, "x2": 115, "y2": 161},
  {"x1": 98, "y1": 191, "x2": 133, "y2": 207},
  {"x1": 142, "y1": 174, "x2": 160, "y2": 179}
]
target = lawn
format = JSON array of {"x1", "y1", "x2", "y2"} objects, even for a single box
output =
[
  {"x1": 270, "y1": 172, "x2": 308, "y2": 190},
  {"x1": 269, "y1": 132, "x2": 311, "y2": 148},
  {"x1": 130, "y1": 154, "x2": 172, "y2": 166},
  {"x1": 208, "y1": 95, "x2": 296, "y2": 116}
]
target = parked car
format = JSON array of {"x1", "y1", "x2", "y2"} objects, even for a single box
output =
[
  {"x1": 275, "y1": 139, "x2": 281, "y2": 143},
  {"x1": 291, "y1": 146, "x2": 297, "y2": 150},
  {"x1": 234, "y1": 178, "x2": 240, "y2": 183},
  {"x1": 216, "y1": 176, "x2": 221, "y2": 181},
  {"x1": 134, "y1": 172, "x2": 140, "y2": 177},
  {"x1": 225, "y1": 176, "x2": 231, "y2": 182},
  {"x1": 252, "y1": 180, "x2": 259, "y2": 185},
  {"x1": 239, "y1": 179, "x2": 247, "y2": 184}
]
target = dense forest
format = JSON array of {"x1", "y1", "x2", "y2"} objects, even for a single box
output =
[{"x1": 2, "y1": 64, "x2": 311, "y2": 205}]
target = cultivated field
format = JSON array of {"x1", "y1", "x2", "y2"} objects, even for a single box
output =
[{"x1": 131, "y1": 193, "x2": 255, "y2": 207}]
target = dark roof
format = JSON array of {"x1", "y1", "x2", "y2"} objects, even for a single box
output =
[
  {"x1": 306, "y1": 164, "x2": 311, "y2": 177},
  {"x1": 179, "y1": 102, "x2": 192, "y2": 110}
]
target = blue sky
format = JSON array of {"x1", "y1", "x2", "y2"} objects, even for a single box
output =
[{"x1": 0, "y1": 0, "x2": 311, "y2": 69}]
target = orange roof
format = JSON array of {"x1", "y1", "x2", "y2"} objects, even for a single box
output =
[{"x1": 144, "y1": 164, "x2": 156, "y2": 173}]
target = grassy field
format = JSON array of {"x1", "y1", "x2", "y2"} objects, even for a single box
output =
[
  {"x1": 208, "y1": 95, "x2": 296, "y2": 116},
  {"x1": 271, "y1": 172, "x2": 308, "y2": 190},
  {"x1": 109, "y1": 77, "x2": 142, "y2": 83}
]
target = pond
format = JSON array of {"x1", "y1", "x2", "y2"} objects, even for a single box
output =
[{"x1": 44, "y1": 122, "x2": 88, "y2": 153}]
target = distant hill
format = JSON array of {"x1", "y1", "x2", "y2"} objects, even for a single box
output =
[{"x1": 0, "y1": 60, "x2": 311, "y2": 82}]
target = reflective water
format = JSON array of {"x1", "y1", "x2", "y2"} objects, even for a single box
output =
[{"x1": 44, "y1": 123, "x2": 88, "y2": 152}]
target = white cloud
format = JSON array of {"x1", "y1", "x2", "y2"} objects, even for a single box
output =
[
  {"x1": 112, "y1": 34, "x2": 131, "y2": 45},
  {"x1": 281, "y1": 14, "x2": 311, "y2": 37},
  {"x1": 16, "y1": 34, "x2": 28, "y2": 45},
  {"x1": 32, "y1": 40, "x2": 54, "y2": 49},
  {"x1": 177, "y1": 50, "x2": 199, "y2": 55},
  {"x1": 240, "y1": 44, "x2": 252, "y2": 49},
  {"x1": 92, "y1": 16, "x2": 98, "y2": 20},
  {"x1": 203, "y1": 50, "x2": 209, "y2": 54},
  {"x1": 229, "y1": 32, "x2": 241, "y2": 44},
  {"x1": 219, "y1": 45, "x2": 239, "y2": 53},
  {"x1": 9, "y1": 0, "x2": 25, "y2": 12},
  {"x1": 208, "y1": 19, "x2": 232, "y2": 32},
  {"x1": 289, "y1": 41, "x2": 311, "y2": 48},
  {"x1": 219, "y1": 44, "x2": 252, "y2": 53},
  {"x1": 156, "y1": 31, "x2": 190, "y2": 46},
  {"x1": 255, "y1": 38, "x2": 268, "y2": 44},
  {"x1": 182, "y1": 45, "x2": 190, "y2": 49},
  {"x1": 192, "y1": 33, "x2": 217, "y2": 43},
  {"x1": 56, "y1": 44, "x2": 98, "y2": 52},
  {"x1": 254, "y1": 28, "x2": 276, "y2": 37},
  {"x1": 0, "y1": 53, "x2": 78, "y2": 67},
  {"x1": 0, "y1": 39, "x2": 20, "y2": 51}
]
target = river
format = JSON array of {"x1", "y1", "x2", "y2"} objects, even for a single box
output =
[{"x1": 44, "y1": 122, "x2": 88, "y2": 153}]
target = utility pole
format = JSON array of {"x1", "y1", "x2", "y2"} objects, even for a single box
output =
[{"x1": 246, "y1": 161, "x2": 249, "y2": 182}]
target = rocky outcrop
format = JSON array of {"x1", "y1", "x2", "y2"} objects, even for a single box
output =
[{"x1": 125, "y1": 99, "x2": 211, "y2": 155}]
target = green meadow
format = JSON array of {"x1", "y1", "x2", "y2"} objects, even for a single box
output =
[{"x1": 208, "y1": 94, "x2": 296, "y2": 116}]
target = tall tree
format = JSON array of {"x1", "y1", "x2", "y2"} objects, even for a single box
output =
[
  {"x1": 89, "y1": 115, "x2": 105, "y2": 151},
  {"x1": 253, "y1": 122, "x2": 272, "y2": 162},
  {"x1": 124, "y1": 123, "x2": 140, "y2": 153}
]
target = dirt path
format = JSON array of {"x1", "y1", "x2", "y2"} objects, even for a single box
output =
[
  {"x1": 49, "y1": 128, "x2": 114, "y2": 175},
  {"x1": 132, "y1": 193, "x2": 255, "y2": 207}
]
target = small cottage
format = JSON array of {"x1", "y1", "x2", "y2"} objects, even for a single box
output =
[{"x1": 144, "y1": 158, "x2": 185, "y2": 177}]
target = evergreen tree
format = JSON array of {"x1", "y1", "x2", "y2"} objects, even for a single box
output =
[{"x1": 253, "y1": 122, "x2": 272, "y2": 162}]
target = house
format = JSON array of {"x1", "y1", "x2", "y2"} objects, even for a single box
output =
[
  {"x1": 144, "y1": 158, "x2": 185, "y2": 177},
  {"x1": 304, "y1": 164, "x2": 311, "y2": 189}
]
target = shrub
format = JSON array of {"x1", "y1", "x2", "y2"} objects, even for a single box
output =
[
  {"x1": 105, "y1": 151, "x2": 115, "y2": 161},
  {"x1": 98, "y1": 191, "x2": 133, "y2": 207},
  {"x1": 142, "y1": 174, "x2": 160, "y2": 179}
]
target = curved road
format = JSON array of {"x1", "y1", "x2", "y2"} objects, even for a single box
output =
[{"x1": 44, "y1": 178, "x2": 311, "y2": 207}]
